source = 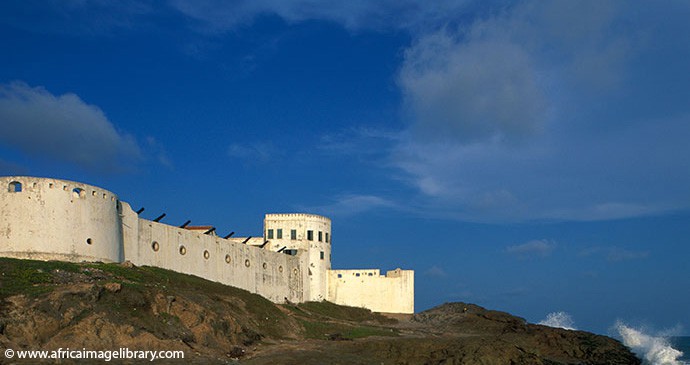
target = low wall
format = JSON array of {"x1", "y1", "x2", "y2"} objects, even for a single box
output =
[{"x1": 328, "y1": 268, "x2": 414, "y2": 314}]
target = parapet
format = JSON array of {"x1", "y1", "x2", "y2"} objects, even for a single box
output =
[{"x1": 0, "y1": 176, "x2": 123, "y2": 263}]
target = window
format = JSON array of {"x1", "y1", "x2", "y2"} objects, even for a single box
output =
[
  {"x1": 267, "y1": 229, "x2": 274, "y2": 239},
  {"x1": 152, "y1": 241, "x2": 159, "y2": 252},
  {"x1": 179, "y1": 245, "x2": 187, "y2": 255},
  {"x1": 320, "y1": 251, "x2": 324, "y2": 260},
  {"x1": 8, "y1": 181, "x2": 22, "y2": 193},
  {"x1": 290, "y1": 229, "x2": 297, "y2": 240},
  {"x1": 225, "y1": 254, "x2": 231, "y2": 264},
  {"x1": 318, "y1": 231, "x2": 322, "y2": 242},
  {"x1": 337, "y1": 274, "x2": 342, "y2": 278},
  {"x1": 86, "y1": 238, "x2": 93, "y2": 245},
  {"x1": 203, "y1": 250, "x2": 210, "y2": 259},
  {"x1": 325, "y1": 233, "x2": 329, "y2": 243},
  {"x1": 307, "y1": 230, "x2": 313, "y2": 241},
  {"x1": 277, "y1": 229, "x2": 283, "y2": 239}
]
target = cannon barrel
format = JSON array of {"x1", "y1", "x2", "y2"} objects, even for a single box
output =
[{"x1": 153, "y1": 213, "x2": 166, "y2": 222}]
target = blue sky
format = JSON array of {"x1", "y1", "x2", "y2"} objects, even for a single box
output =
[{"x1": 1, "y1": 1, "x2": 688, "y2": 335}]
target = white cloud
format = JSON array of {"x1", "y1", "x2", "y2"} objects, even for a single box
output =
[
  {"x1": 170, "y1": 0, "x2": 472, "y2": 32},
  {"x1": 399, "y1": 29, "x2": 547, "y2": 144},
  {"x1": 228, "y1": 141, "x2": 277, "y2": 164},
  {"x1": 0, "y1": 82, "x2": 141, "y2": 172},
  {"x1": 424, "y1": 265, "x2": 447, "y2": 278},
  {"x1": 579, "y1": 246, "x2": 649, "y2": 263},
  {"x1": 306, "y1": 194, "x2": 397, "y2": 217},
  {"x1": 505, "y1": 239, "x2": 555, "y2": 259},
  {"x1": 390, "y1": 1, "x2": 690, "y2": 222}
]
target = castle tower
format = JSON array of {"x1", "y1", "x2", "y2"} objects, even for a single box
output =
[
  {"x1": 0, "y1": 177, "x2": 123, "y2": 262},
  {"x1": 263, "y1": 213, "x2": 331, "y2": 301}
]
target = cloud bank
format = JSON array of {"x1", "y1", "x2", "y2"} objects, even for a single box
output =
[
  {"x1": 392, "y1": 1, "x2": 690, "y2": 222},
  {"x1": 0, "y1": 82, "x2": 141, "y2": 172}
]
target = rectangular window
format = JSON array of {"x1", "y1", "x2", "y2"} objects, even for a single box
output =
[
  {"x1": 290, "y1": 229, "x2": 297, "y2": 240},
  {"x1": 277, "y1": 229, "x2": 283, "y2": 239},
  {"x1": 318, "y1": 231, "x2": 322, "y2": 242},
  {"x1": 325, "y1": 232, "x2": 329, "y2": 243},
  {"x1": 267, "y1": 229, "x2": 274, "y2": 239},
  {"x1": 320, "y1": 251, "x2": 324, "y2": 260},
  {"x1": 307, "y1": 230, "x2": 313, "y2": 241}
]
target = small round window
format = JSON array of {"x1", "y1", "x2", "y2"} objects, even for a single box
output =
[
  {"x1": 203, "y1": 250, "x2": 210, "y2": 260},
  {"x1": 179, "y1": 245, "x2": 187, "y2": 255},
  {"x1": 225, "y1": 254, "x2": 232, "y2": 264},
  {"x1": 152, "y1": 241, "x2": 159, "y2": 252},
  {"x1": 278, "y1": 266, "x2": 283, "y2": 273},
  {"x1": 86, "y1": 238, "x2": 93, "y2": 245},
  {"x1": 244, "y1": 259, "x2": 250, "y2": 267},
  {"x1": 262, "y1": 262, "x2": 267, "y2": 270}
]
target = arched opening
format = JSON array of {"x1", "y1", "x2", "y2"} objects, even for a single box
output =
[
  {"x1": 8, "y1": 181, "x2": 22, "y2": 193},
  {"x1": 72, "y1": 188, "x2": 85, "y2": 199}
]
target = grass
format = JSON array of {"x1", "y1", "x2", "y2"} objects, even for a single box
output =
[
  {"x1": 0, "y1": 257, "x2": 81, "y2": 297},
  {"x1": 295, "y1": 301, "x2": 397, "y2": 325}
]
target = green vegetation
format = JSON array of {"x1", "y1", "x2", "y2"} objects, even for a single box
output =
[
  {"x1": 295, "y1": 300, "x2": 397, "y2": 325},
  {"x1": 0, "y1": 257, "x2": 81, "y2": 297}
]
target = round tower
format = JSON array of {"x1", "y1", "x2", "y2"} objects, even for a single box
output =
[
  {"x1": 263, "y1": 213, "x2": 331, "y2": 301},
  {"x1": 0, "y1": 176, "x2": 123, "y2": 262}
]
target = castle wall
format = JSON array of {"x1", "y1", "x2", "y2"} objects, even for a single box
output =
[
  {"x1": 120, "y1": 203, "x2": 305, "y2": 303},
  {"x1": 0, "y1": 177, "x2": 123, "y2": 263},
  {"x1": 1, "y1": 176, "x2": 414, "y2": 313},
  {"x1": 327, "y1": 268, "x2": 414, "y2": 314}
]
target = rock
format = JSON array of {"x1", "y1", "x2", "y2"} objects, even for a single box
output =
[{"x1": 104, "y1": 282, "x2": 122, "y2": 293}]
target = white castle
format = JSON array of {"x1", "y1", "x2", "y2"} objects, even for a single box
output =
[{"x1": 0, "y1": 176, "x2": 414, "y2": 314}]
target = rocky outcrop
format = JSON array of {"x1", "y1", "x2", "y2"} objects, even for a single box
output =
[{"x1": 0, "y1": 258, "x2": 640, "y2": 364}]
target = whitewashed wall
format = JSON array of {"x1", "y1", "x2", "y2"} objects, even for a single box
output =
[
  {"x1": 328, "y1": 268, "x2": 415, "y2": 314},
  {"x1": 0, "y1": 177, "x2": 122, "y2": 262}
]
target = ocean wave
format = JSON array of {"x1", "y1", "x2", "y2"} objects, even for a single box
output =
[
  {"x1": 615, "y1": 321, "x2": 685, "y2": 365},
  {"x1": 538, "y1": 311, "x2": 576, "y2": 330}
]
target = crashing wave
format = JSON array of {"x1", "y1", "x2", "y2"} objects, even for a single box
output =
[
  {"x1": 615, "y1": 321, "x2": 684, "y2": 365},
  {"x1": 538, "y1": 311, "x2": 576, "y2": 330}
]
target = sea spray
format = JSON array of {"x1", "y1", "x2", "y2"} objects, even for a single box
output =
[
  {"x1": 538, "y1": 311, "x2": 576, "y2": 330},
  {"x1": 615, "y1": 321, "x2": 684, "y2": 365}
]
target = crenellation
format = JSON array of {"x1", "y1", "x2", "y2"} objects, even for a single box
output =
[{"x1": 0, "y1": 176, "x2": 414, "y2": 313}]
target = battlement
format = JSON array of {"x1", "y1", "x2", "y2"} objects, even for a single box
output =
[{"x1": 265, "y1": 213, "x2": 331, "y2": 222}]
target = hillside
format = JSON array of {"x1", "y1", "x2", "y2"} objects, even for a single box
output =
[{"x1": 0, "y1": 258, "x2": 640, "y2": 364}]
